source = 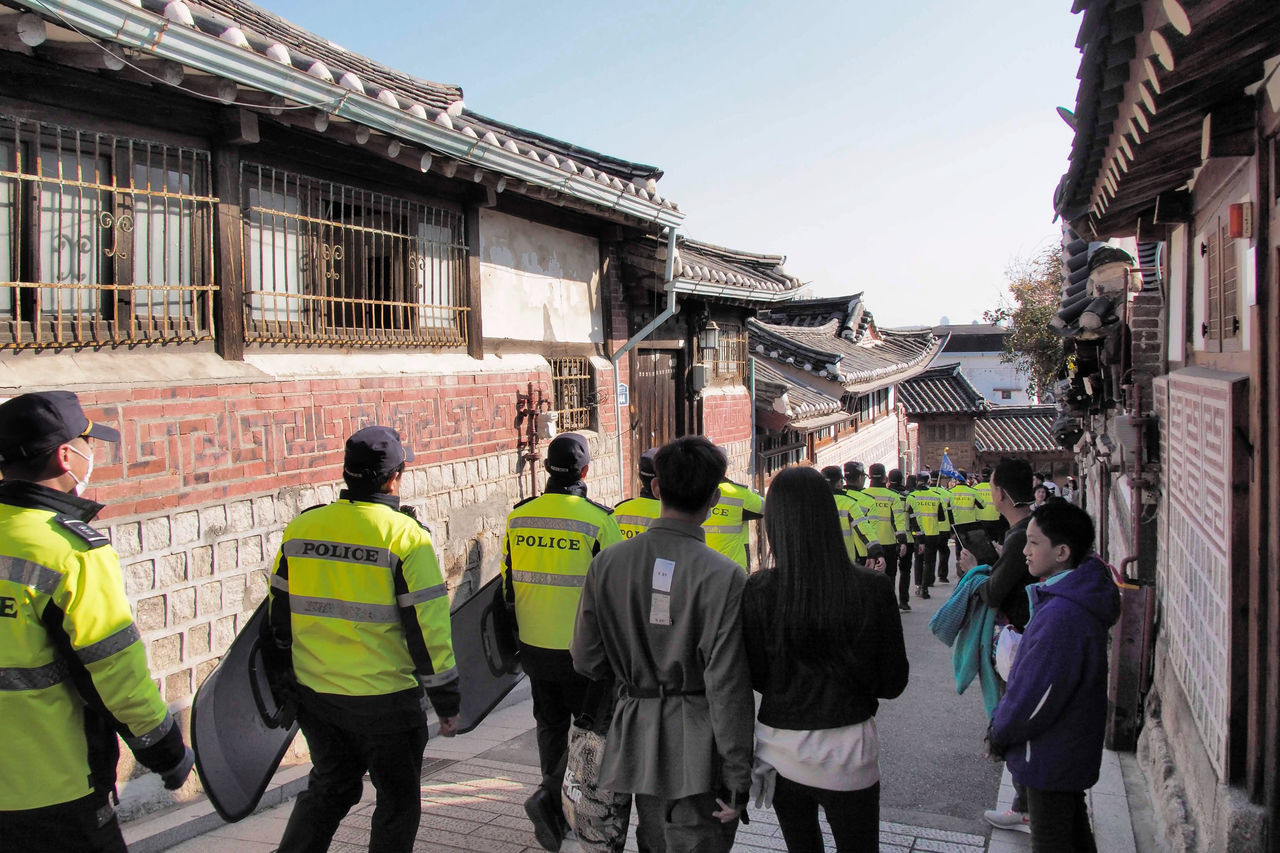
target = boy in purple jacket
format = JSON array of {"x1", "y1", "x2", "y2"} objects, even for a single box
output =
[{"x1": 988, "y1": 502, "x2": 1120, "y2": 852}]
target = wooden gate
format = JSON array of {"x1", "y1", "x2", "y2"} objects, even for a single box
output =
[{"x1": 630, "y1": 349, "x2": 681, "y2": 495}]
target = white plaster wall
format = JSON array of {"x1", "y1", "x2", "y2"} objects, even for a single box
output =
[
  {"x1": 478, "y1": 208, "x2": 602, "y2": 344},
  {"x1": 1167, "y1": 225, "x2": 1187, "y2": 364},
  {"x1": 947, "y1": 353, "x2": 1034, "y2": 404},
  {"x1": 814, "y1": 415, "x2": 900, "y2": 471}
]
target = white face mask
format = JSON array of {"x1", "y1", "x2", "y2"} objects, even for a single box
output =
[{"x1": 66, "y1": 444, "x2": 94, "y2": 497}]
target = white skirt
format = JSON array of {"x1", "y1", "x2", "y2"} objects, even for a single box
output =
[{"x1": 753, "y1": 717, "x2": 880, "y2": 792}]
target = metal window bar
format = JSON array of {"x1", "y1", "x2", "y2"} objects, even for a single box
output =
[
  {"x1": 0, "y1": 116, "x2": 216, "y2": 350},
  {"x1": 713, "y1": 325, "x2": 746, "y2": 380},
  {"x1": 241, "y1": 163, "x2": 468, "y2": 348},
  {"x1": 551, "y1": 356, "x2": 593, "y2": 431}
]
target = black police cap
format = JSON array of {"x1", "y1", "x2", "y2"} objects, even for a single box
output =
[
  {"x1": 843, "y1": 461, "x2": 866, "y2": 475},
  {"x1": 344, "y1": 426, "x2": 413, "y2": 480},
  {"x1": 546, "y1": 433, "x2": 590, "y2": 475},
  {"x1": 0, "y1": 391, "x2": 120, "y2": 463},
  {"x1": 638, "y1": 447, "x2": 659, "y2": 479},
  {"x1": 867, "y1": 463, "x2": 886, "y2": 478}
]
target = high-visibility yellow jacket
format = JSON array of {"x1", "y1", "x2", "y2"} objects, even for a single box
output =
[
  {"x1": 974, "y1": 482, "x2": 1000, "y2": 522},
  {"x1": 906, "y1": 488, "x2": 946, "y2": 537},
  {"x1": 0, "y1": 482, "x2": 183, "y2": 812},
  {"x1": 613, "y1": 495, "x2": 661, "y2": 541},
  {"x1": 503, "y1": 489, "x2": 622, "y2": 651},
  {"x1": 948, "y1": 484, "x2": 983, "y2": 526},
  {"x1": 703, "y1": 481, "x2": 764, "y2": 570},
  {"x1": 861, "y1": 485, "x2": 910, "y2": 546},
  {"x1": 265, "y1": 493, "x2": 459, "y2": 717},
  {"x1": 931, "y1": 487, "x2": 953, "y2": 532},
  {"x1": 843, "y1": 488, "x2": 884, "y2": 558},
  {"x1": 831, "y1": 491, "x2": 868, "y2": 560}
]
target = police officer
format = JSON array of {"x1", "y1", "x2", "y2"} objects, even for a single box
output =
[
  {"x1": 974, "y1": 465, "x2": 1007, "y2": 543},
  {"x1": 702, "y1": 474, "x2": 764, "y2": 571},
  {"x1": 863, "y1": 463, "x2": 912, "y2": 611},
  {"x1": 930, "y1": 472, "x2": 954, "y2": 583},
  {"x1": 0, "y1": 391, "x2": 193, "y2": 852},
  {"x1": 503, "y1": 433, "x2": 623, "y2": 851},
  {"x1": 907, "y1": 471, "x2": 946, "y2": 599},
  {"x1": 613, "y1": 448, "x2": 661, "y2": 540},
  {"x1": 821, "y1": 465, "x2": 883, "y2": 567},
  {"x1": 265, "y1": 425, "x2": 459, "y2": 853},
  {"x1": 888, "y1": 468, "x2": 916, "y2": 600}
]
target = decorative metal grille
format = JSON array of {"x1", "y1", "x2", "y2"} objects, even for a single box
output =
[
  {"x1": 713, "y1": 323, "x2": 746, "y2": 380},
  {"x1": 0, "y1": 116, "x2": 216, "y2": 349},
  {"x1": 241, "y1": 163, "x2": 468, "y2": 347},
  {"x1": 551, "y1": 356, "x2": 593, "y2": 430}
]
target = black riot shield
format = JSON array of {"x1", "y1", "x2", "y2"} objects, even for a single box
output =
[
  {"x1": 452, "y1": 573, "x2": 523, "y2": 734},
  {"x1": 190, "y1": 600, "x2": 299, "y2": 822}
]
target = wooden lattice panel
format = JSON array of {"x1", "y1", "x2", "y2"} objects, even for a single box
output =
[{"x1": 1157, "y1": 369, "x2": 1247, "y2": 778}]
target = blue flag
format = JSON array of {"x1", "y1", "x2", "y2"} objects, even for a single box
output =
[{"x1": 939, "y1": 451, "x2": 960, "y2": 480}]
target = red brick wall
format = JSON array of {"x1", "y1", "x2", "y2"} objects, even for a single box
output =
[
  {"x1": 76, "y1": 372, "x2": 549, "y2": 522},
  {"x1": 703, "y1": 388, "x2": 752, "y2": 445}
]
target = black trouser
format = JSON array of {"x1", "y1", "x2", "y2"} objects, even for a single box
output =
[
  {"x1": 771, "y1": 776, "x2": 880, "y2": 853},
  {"x1": 936, "y1": 533, "x2": 951, "y2": 581},
  {"x1": 529, "y1": 673, "x2": 590, "y2": 808},
  {"x1": 0, "y1": 793, "x2": 126, "y2": 853},
  {"x1": 278, "y1": 706, "x2": 429, "y2": 853},
  {"x1": 914, "y1": 535, "x2": 940, "y2": 589},
  {"x1": 882, "y1": 548, "x2": 910, "y2": 605},
  {"x1": 635, "y1": 791, "x2": 739, "y2": 853},
  {"x1": 1024, "y1": 787, "x2": 1095, "y2": 852}
]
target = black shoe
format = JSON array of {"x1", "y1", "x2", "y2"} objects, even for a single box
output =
[
  {"x1": 899, "y1": 601, "x2": 912, "y2": 612},
  {"x1": 922, "y1": 589, "x2": 931, "y2": 599},
  {"x1": 938, "y1": 577, "x2": 950, "y2": 584},
  {"x1": 524, "y1": 788, "x2": 565, "y2": 851}
]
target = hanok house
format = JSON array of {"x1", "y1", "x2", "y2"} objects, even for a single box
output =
[
  {"x1": 617, "y1": 236, "x2": 806, "y2": 494},
  {"x1": 748, "y1": 295, "x2": 944, "y2": 480},
  {"x1": 0, "y1": 0, "x2": 685, "y2": 823},
  {"x1": 899, "y1": 363, "x2": 1072, "y2": 479},
  {"x1": 1052, "y1": 1, "x2": 1280, "y2": 848},
  {"x1": 897, "y1": 361, "x2": 989, "y2": 474}
]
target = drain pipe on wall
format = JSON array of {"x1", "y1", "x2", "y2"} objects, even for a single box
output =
[{"x1": 612, "y1": 227, "x2": 680, "y2": 495}]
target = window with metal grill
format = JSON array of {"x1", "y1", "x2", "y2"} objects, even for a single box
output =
[
  {"x1": 713, "y1": 323, "x2": 746, "y2": 381},
  {"x1": 241, "y1": 163, "x2": 468, "y2": 348},
  {"x1": 551, "y1": 356, "x2": 594, "y2": 430},
  {"x1": 0, "y1": 116, "x2": 216, "y2": 349}
]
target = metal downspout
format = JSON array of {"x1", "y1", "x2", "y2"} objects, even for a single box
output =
[{"x1": 612, "y1": 228, "x2": 680, "y2": 495}]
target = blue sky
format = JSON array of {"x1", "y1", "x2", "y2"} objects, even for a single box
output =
[{"x1": 266, "y1": 0, "x2": 1084, "y2": 328}]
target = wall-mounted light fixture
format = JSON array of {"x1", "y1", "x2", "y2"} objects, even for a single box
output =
[{"x1": 697, "y1": 320, "x2": 720, "y2": 359}]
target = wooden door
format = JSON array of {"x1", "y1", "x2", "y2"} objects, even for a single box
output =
[{"x1": 630, "y1": 349, "x2": 679, "y2": 495}]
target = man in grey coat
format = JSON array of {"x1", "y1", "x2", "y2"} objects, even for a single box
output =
[{"x1": 571, "y1": 436, "x2": 754, "y2": 853}]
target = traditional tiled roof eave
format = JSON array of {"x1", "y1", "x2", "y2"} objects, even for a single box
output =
[
  {"x1": 899, "y1": 362, "x2": 989, "y2": 415},
  {"x1": 748, "y1": 319, "x2": 945, "y2": 394},
  {"x1": 1055, "y1": 0, "x2": 1280, "y2": 237},
  {"x1": 8, "y1": 0, "x2": 683, "y2": 226},
  {"x1": 751, "y1": 359, "x2": 848, "y2": 430},
  {"x1": 669, "y1": 237, "x2": 808, "y2": 303},
  {"x1": 973, "y1": 406, "x2": 1063, "y2": 455}
]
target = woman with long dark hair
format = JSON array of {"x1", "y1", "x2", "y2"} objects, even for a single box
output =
[{"x1": 743, "y1": 466, "x2": 909, "y2": 852}]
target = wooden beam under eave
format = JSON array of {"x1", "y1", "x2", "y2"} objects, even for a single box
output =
[
  {"x1": 36, "y1": 40, "x2": 125, "y2": 71},
  {"x1": 0, "y1": 11, "x2": 46, "y2": 52}
]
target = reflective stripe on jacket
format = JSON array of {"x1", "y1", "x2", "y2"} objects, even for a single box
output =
[
  {"x1": 503, "y1": 492, "x2": 623, "y2": 650},
  {"x1": 703, "y1": 481, "x2": 764, "y2": 570},
  {"x1": 860, "y1": 486, "x2": 909, "y2": 546},
  {"x1": 906, "y1": 489, "x2": 945, "y2": 537},
  {"x1": 613, "y1": 496, "x2": 661, "y2": 541},
  {"x1": 974, "y1": 482, "x2": 999, "y2": 521},
  {"x1": 266, "y1": 495, "x2": 458, "y2": 706},
  {"x1": 0, "y1": 484, "x2": 173, "y2": 811},
  {"x1": 948, "y1": 484, "x2": 982, "y2": 525},
  {"x1": 931, "y1": 487, "x2": 953, "y2": 531}
]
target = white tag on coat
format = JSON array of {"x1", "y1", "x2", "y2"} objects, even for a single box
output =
[
  {"x1": 652, "y1": 558, "x2": 675, "y2": 592},
  {"x1": 650, "y1": 592, "x2": 672, "y2": 625}
]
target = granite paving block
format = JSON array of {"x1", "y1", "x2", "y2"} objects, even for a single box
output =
[{"x1": 913, "y1": 838, "x2": 986, "y2": 853}]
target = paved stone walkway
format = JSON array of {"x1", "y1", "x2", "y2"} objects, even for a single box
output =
[{"x1": 164, "y1": 686, "x2": 987, "y2": 852}]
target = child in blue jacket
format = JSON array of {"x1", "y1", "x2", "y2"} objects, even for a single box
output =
[{"x1": 988, "y1": 501, "x2": 1120, "y2": 852}]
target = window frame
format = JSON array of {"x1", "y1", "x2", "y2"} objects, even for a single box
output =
[{"x1": 551, "y1": 355, "x2": 595, "y2": 431}]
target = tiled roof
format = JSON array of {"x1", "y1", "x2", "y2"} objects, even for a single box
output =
[
  {"x1": 672, "y1": 238, "x2": 806, "y2": 300},
  {"x1": 1054, "y1": 0, "x2": 1280, "y2": 235},
  {"x1": 899, "y1": 363, "x2": 988, "y2": 415},
  {"x1": 752, "y1": 359, "x2": 846, "y2": 425},
  {"x1": 758, "y1": 295, "x2": 871, "y2": 338},
  {"x1": 973, "y1": 406, "x2": 1061, "y2": 455},
  {"x1": 11, "y1": 0, "x2": 679, "y2": 222},
  {"x1": 748, "y1": 316, "x2": 943, "y2": 393}
]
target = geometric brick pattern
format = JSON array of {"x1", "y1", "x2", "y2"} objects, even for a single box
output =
[{"x1": 1157, "y1": 370, "x2": 1240, "y2": 778}]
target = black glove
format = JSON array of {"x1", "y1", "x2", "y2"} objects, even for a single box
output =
[
  {"x1": 983, "y1": 726, "x2": 1006, "y2": 763},
  {"x1": 159, "y1": 746, "x2": 195, "y2": 790},
  {"x1": 400, "y1": 504, "x2": 420, "y2": 521}
]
